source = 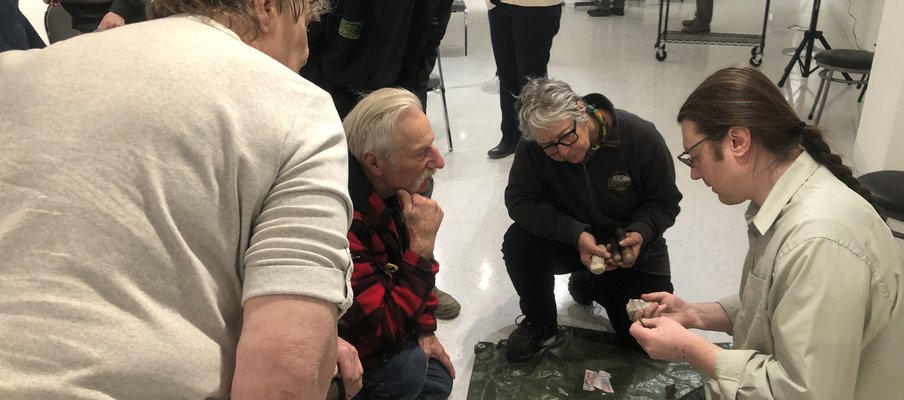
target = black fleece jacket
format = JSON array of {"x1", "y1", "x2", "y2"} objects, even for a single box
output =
[{"x1": 505, "y1": 93, "x2": 682, "y2": 275}]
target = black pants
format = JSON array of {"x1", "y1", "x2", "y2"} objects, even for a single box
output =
[
  {"x1": 502, "y1": 224, "x2": 673, "y2": 348},
  {"x1": 0, "y1": 0, "x2": 46, "y2": 52},
  {"x1": 488, "y1": 2, "x2": 561, "y2": 144}
]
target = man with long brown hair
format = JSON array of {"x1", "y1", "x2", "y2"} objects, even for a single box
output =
[{"x1": 631, "y1": 66, "x2": 904, "y2": 400}]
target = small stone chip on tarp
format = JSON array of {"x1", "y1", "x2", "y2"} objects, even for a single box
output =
[{"x1": 583, "y1": 369, "x2": 614, "y2": 393}]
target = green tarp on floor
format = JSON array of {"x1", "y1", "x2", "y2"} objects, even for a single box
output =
[{"x1": 468, "y1": 326, "x2": 725, "y2": 399}]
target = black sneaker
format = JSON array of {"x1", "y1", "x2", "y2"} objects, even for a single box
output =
[
  {"x1": 504, "y1": 318, "x2": 557, "y2": 362},
  {"x1": 681, "y1": 18, "x2": 696, "y2": 27},
  {"x1": 488, "y1": 138, "x2": 518, "y2": 159},
  {"x1": 681, "y1": 24, "x2": 710, "y2": 34},
  {"x1": 587, "y1": 8, "x2": 610, "y2": 17},
  {"x1": 568, "y1": 270, "x2": 594, "y2": 306},
  {"x1": 610, "y1": 7, "x2": 624, "y2": 15}
]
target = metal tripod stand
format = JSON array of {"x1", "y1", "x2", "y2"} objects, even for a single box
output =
[{"x1": 777, "y1": 0, "x2": 832, "y2": 87}]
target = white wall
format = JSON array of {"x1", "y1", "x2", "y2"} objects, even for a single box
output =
[
  {"x1": 19, "y1": 0, "x2": 50, "y2": 45},
  {"x1": 825, "y1": 0, "x2": 884, "y2": 50},
  {"x1": 853, "y1": 0, "x2": 904, "y2": 172}
]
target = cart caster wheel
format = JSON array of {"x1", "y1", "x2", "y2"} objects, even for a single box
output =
[
  {"x1": 751, "y1": 46, "x2": 760, "y2": 56},
  {"x1": 655, "y1": 49, "x2": 667, "y2": 62},
  {"x1": 749, "y1": 55, "x2": 762, "y2": 67}
]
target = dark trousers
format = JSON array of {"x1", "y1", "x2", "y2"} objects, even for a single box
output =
[
  {"x1": 502, "y1": 224, "x2": 674, "y2": 348},
  {"x1": 355, "y1": 341, "x2": 453, "y2": 400},
  {"x1": 0, "y1": 0, "x2": 46, "y2": 52},
  {"x1": 694, "y1": 0, "x2": 713, "y2": 25},
  {"x1": 488, "y1": 3, "x2": 561, "y2": 144}
]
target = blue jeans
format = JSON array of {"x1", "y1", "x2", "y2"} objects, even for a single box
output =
[{"x1": 354, "y1": 341, "x2": 453, "y2": 400}]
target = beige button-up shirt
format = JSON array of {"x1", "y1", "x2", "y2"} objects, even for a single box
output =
[{"x1": 706, "y1": 152, "x2": 904, "y2": 399}]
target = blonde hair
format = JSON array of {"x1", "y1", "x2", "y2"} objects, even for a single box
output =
[{"x1": 146, "y1": 0, "x2": 329, "y2": 39}]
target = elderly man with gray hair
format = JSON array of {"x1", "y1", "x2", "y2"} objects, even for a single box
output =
[
  {"x1": 336, "y1": 87, "x2": 455, "y2": 399},
  {"x1": 0, "y1": 0, "x2": 354, "y2": 399},
  {"x1": 500, "y1": 77, "x2": 683, "y2": 362}
]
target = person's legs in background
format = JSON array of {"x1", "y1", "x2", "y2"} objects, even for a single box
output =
[
  {"x1": 501, "y1": 224, "x2": 582, "y2": 361},
  {"x1": 0, "y1": 0, "x2": 46, "y2": 52},
  {"x1": 487, "y1": 3, "x2": 519, "y2": 158},
  {"x1": 681, "y1": 0, "x2": 712, "y2": 33},
  {"x1": 587, "y1": 0, "x2": 624, "y2": 17},
  {"x1": 487, "y1": 3, "x2": 561, "y2": 159},
  {"x1": 592, "y1": 268, "x2": 673, "y2": 349}
]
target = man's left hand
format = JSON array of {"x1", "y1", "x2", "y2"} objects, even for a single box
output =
[
  {"x1": 336, "y1": 337, "x2": 363, "y2": 398},
  {"x1": 630, "y1": 316, "x2": 697, "y2": 362},
  {"x1": 418, "y1": 333, "x2": 456, "y2": 379},
  {"x1": 97, "y1": 12, "x2": 125, "y2": 31},
  {"x1": 630, "y1": 316, "x2": 722, "y2": 378}
]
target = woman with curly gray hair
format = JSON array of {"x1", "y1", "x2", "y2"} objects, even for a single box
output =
[{"x1": 500, "y1": 77, "x2": 683, "y2": 362}]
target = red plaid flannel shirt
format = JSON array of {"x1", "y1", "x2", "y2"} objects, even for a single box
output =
[{"x1": 339, "y1": 160, "x2": 439, "y2": 371}]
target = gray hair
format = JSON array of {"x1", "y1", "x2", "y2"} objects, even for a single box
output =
[
  {"x1": 516, "y1": 77, "x2": 587, "y2": 141},
  {"x1": 343, "y1": 88, "x2": 423, "y2": 161}
]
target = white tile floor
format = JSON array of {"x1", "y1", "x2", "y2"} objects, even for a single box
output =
[
  {"x1": 424, "y1": 0, "x2": 880, "y2": 397},
  {"x1": 16, "y1": 0, "x2": 894, "y2": 397}
]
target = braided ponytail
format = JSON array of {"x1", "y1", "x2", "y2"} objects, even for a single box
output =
[{"x1": 798, "y1": 125, "x2": 879, "y2": 213}]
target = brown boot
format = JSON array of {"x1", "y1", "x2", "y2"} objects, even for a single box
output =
[{"x1": 434, "y1": 288, "x2": 461, "y2": 320}]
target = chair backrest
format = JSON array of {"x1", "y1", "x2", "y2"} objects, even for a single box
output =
[
  {"x1": 428, "y1": 54, "x2": 445, "y2": 91},
  {"x1": 44, "y1": 6, "x2": 83, "y2": 44}
]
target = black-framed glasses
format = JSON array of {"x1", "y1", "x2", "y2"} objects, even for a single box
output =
[
  {"x1": 539, "y1": 120, "x2": 579, "y2": 156},
  {"x1": 676, "y1": 137, "x2": 710, "y2": 167}
]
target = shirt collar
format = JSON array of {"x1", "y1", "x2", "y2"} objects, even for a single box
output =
[
  {"x1": 745, "y1": 151, "x2": 820, "y2": 235},
  {"x1": 176, "y1": 14, "x2": 241, "y2": 41}
]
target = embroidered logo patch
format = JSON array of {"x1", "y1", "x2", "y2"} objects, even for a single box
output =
[
  {"x1": 608, "y1": 171, "x2": 632, "y2": 192},
  {"x1": 338, "y1": 18, "x2": 363, "y2": 39}
]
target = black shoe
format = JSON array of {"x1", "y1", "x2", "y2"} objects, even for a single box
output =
[
  {"x1": 488, "y1": 139, "x2": 517, "y2": 159},
  {"x1": 504, "y1": 318, "x2": 557, "y2": 362},
  {"x1": 610, "y1": 7, "x2": 624, "y2": 15},
  {"x1": 587, "y1": 8, "x2": 610, "y2": 17},
  {"x1": 681, "y1": 18, "x2": 696, "y2": 27},
  {"x1": 681, "y1": 24, "x2": 710, "y2": 33},
  {"x1": 568, "y1": 270, "x2": 594, "y2": 306}
]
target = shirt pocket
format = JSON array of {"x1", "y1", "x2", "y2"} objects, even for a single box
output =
[{"x1": 734, "y1": 270, "x2": 771, "y2": 347}]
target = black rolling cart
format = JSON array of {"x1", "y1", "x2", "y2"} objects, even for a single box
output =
[{"x1": 653, "y1": 0, "x2": 771, "y2": 66}]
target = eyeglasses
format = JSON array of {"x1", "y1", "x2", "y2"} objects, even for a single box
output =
[
  {"x1": 539, "y1": 120, "x2": 579, "y2": 156},
  {"x1": 676, "y1": 137, "x2": 710, "y2": 167}
]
